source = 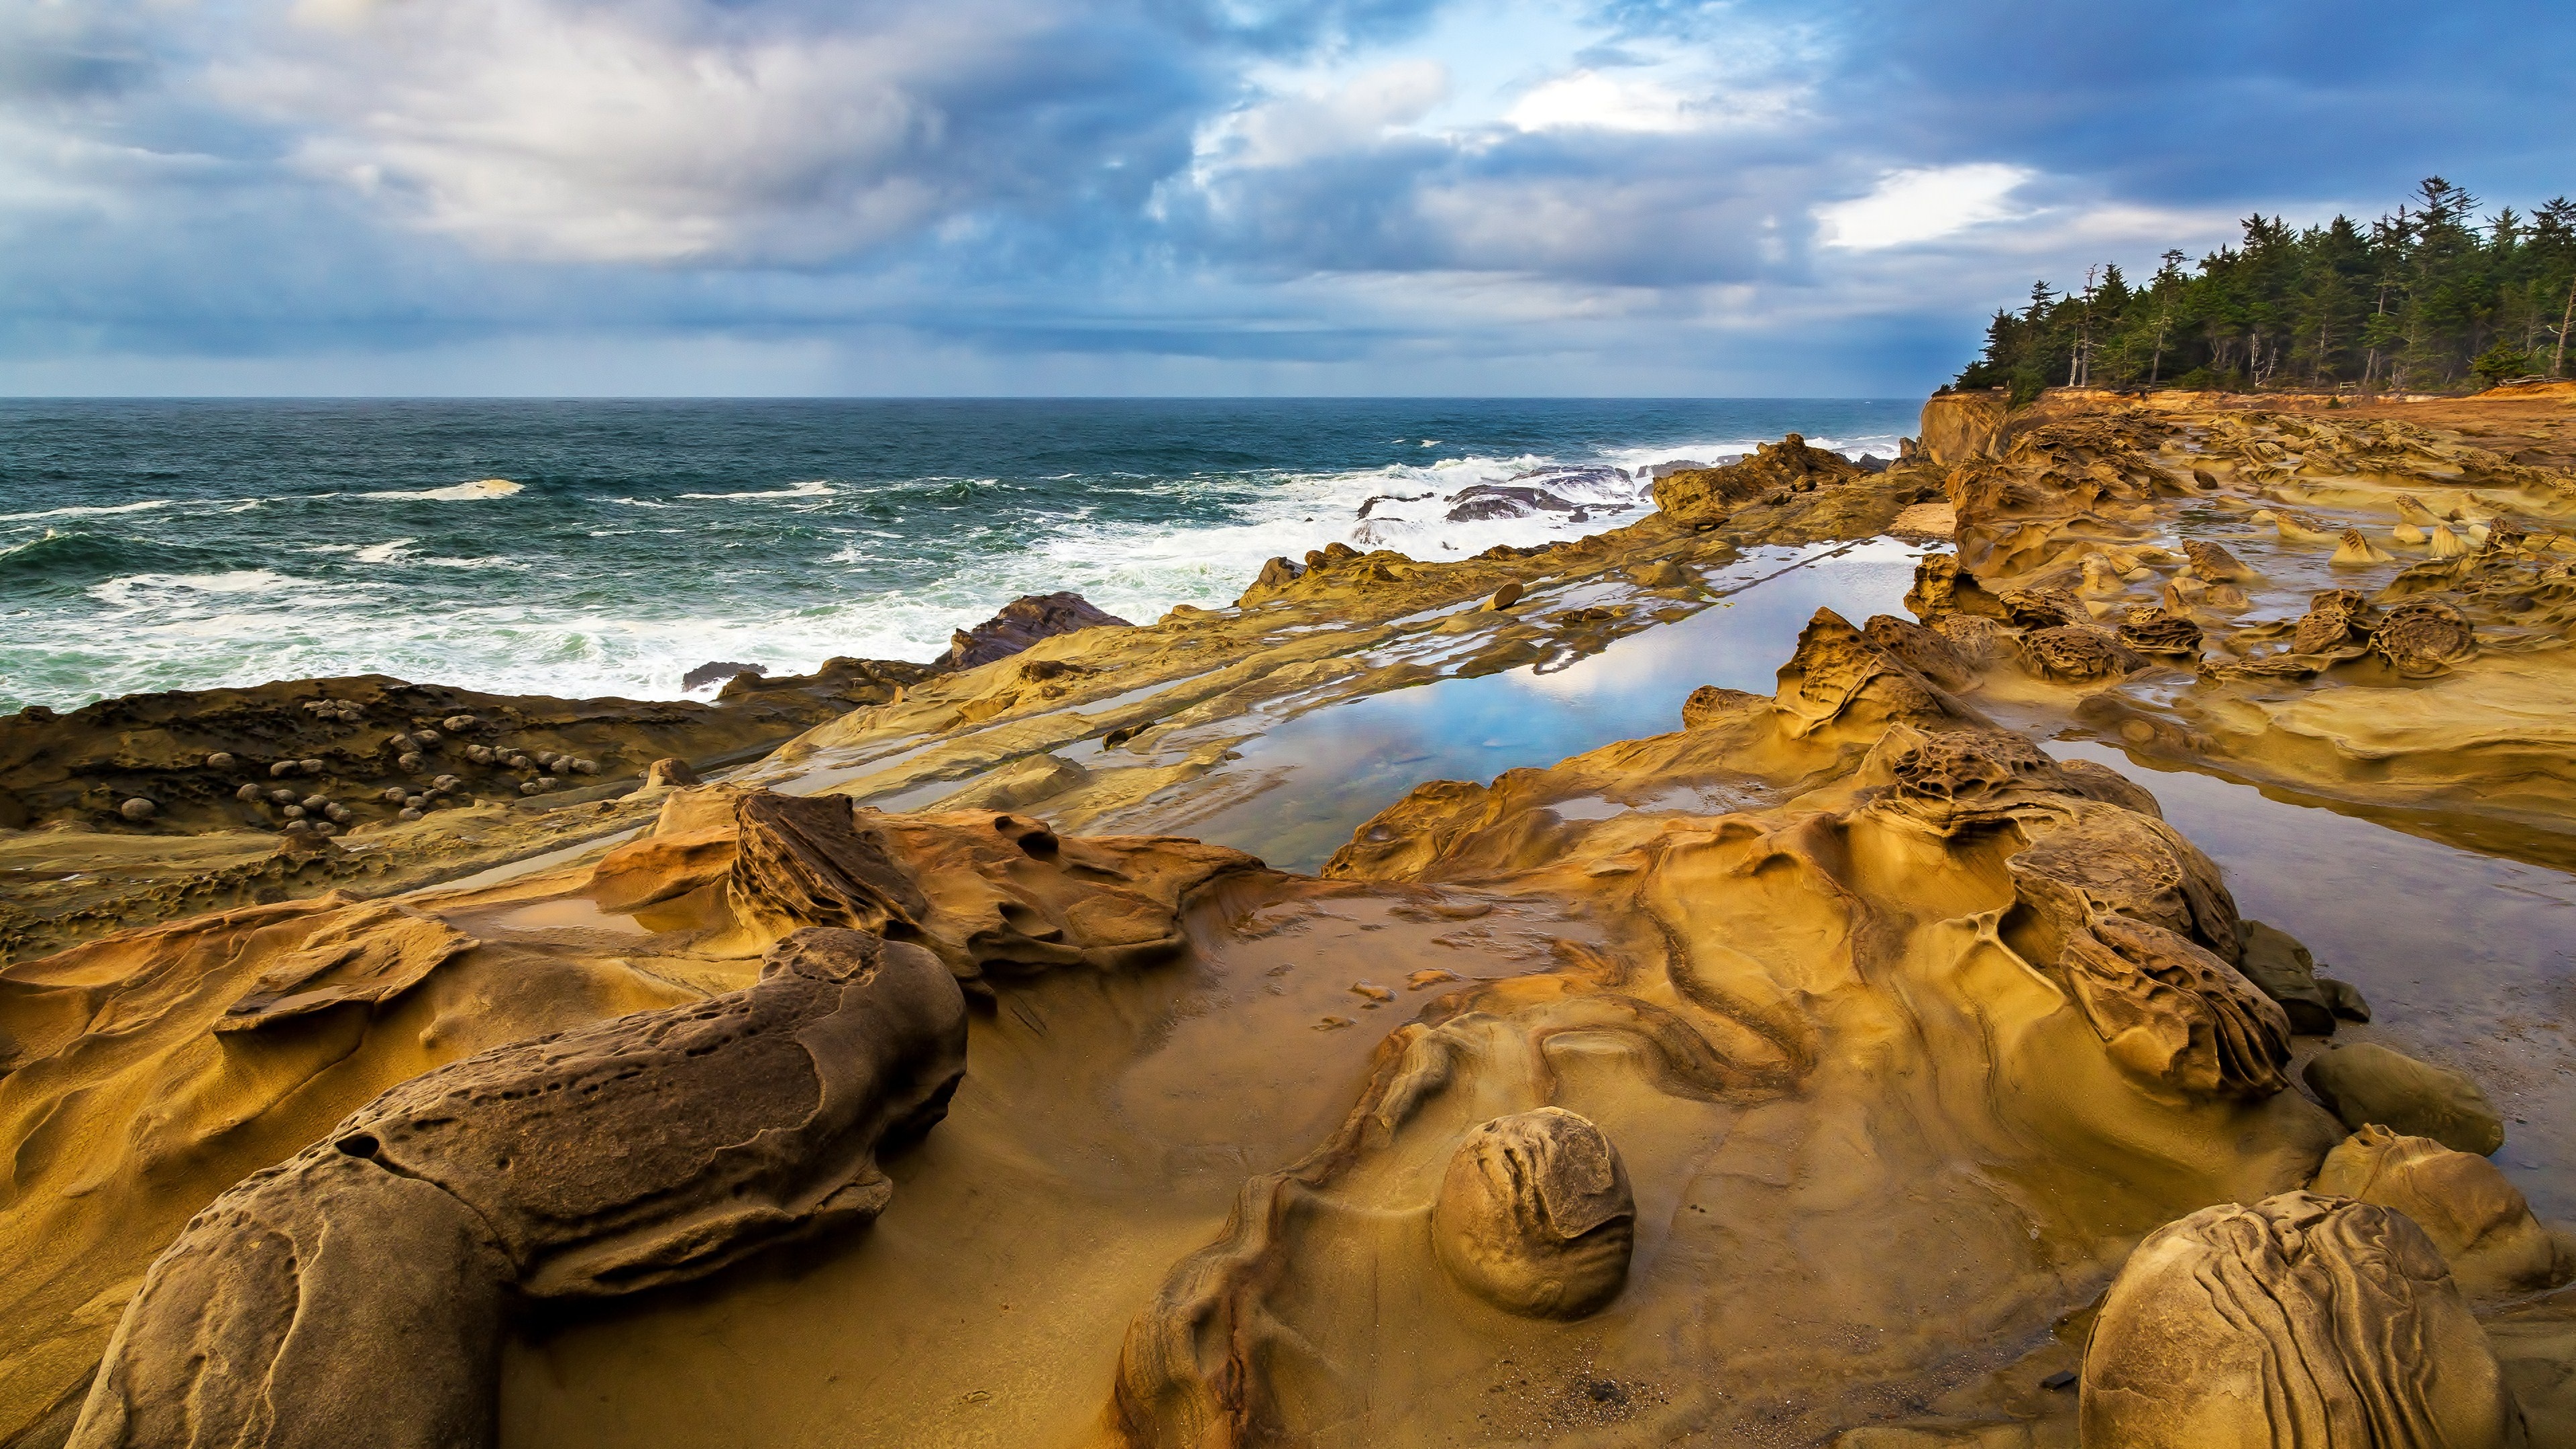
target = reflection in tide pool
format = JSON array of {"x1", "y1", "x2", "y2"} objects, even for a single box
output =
[
  {"x1": 1140, "y1": 540, "x2": 1927, "y2": 872},
  {"x1": 2055, "y1": 741, "x2": 2576, "y2": 1219}
]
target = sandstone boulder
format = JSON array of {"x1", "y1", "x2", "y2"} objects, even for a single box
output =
[
  {"x1": 1430, "y1": 1108, "x2": 1634, "y2": 1319},
  {"x1": 2304, "y1": 1042, "x2": 2505, "y2": 1155},
  {"x1": 2081, "y1": 1193, "x2": 2516, "y2": 1448}
]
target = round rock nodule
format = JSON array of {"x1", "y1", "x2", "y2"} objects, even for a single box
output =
[
  {"x1": 2082, "y1": 1192, "x2": 2513, "y2": 1448},
  {"x1": 1431, "y1": 1107, "x2": 1634, "y2": 1319},
  {"x1": 119, "y1": 798, "x2": 157, "y2": 821}
]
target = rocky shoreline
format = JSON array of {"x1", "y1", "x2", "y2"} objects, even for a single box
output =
[{"x1": 4, "y1": 384, "x2": 2575, "y2": 1448}]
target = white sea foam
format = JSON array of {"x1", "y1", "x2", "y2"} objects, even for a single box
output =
[
  {"x1": 0, "y1": 498, "x2": 175, "y2": 523},
  {"x1": 358, "y1": 479, "x2": 524, "y2": 501},
  {"x1": 8, "y1": 421, "x2": 1918, "y2": 711},
  {"x1": 676, "y1": 480, "x2": 835, "y2": 500}
]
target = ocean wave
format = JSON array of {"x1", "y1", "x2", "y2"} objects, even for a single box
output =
[
  {"x1": 84, "y1": 569, "x2": 320, "y2": 608},
  {"x1": 358, "y1": 479, "x2": 524, "y2": 501},
  {"x1": 0, "y1": 498, "x2": 176, "y2": 523},
  {"x1": 4, "y1": 407, "x2": 1921, "y2": 712},
  {"x1": 676, "y1": 480, "x2": 835, "y2": 500}
]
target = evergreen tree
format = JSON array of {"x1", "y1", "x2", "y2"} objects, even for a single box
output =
[{"x1": 1950, "y1": 177, "x2": 2576, "y2": 396}]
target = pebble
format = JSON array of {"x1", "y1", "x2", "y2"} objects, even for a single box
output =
[
  {"x1": 413, "y1": 729, "x2": 441, "y2": 746},
  {"x1": 398, "y1": 752, "x2": 425, "y2": 772},
  {"x1": 325, "y1": 804, "x2": 352, "y2": 824},
  {"x1": 388, "y1": 733, "x2": 415, "y2": 751},
  {"x1": 301, "y1": 794, "x2": 329, "y2": 812},
  {"x1": 1350, "y1": 981, "x2": 1396, "y2": 1002},
  {"x1": 1314, "y1": 1016, "x2": 1356, "y2": 1031},
  {"x1": 119, "y1": 797, "x2": 157, "y2": 821},
  {"x1": 205, "y1": 752, "x2": 235, "y2": 770},
  {"x1": 237, "y1": 784, "x2": 265, "y2": 802},
  {"x1": 466, "y1": 745, "x2": 495, "y2": 763},
  {"x1": 441, "y1": 714, "x2": 478, "y2": 731},
  {"x1": 398, "y1": 808, "x2": 423, "y2": 821},
  {"x1": 432, "y1": 774, "x2": 460, "y2": 791},
  {"x1": 313, "y1": 821, "x2": 338, "y2": 837},
  {"x1": 271, "y1": 761, "x2": 301, "y2": 777},
  {"x1": 282, "y1": 804, "x2": 307, "y2": 820},
  {"x1": 572, "y1": 758, "x2": 599, "y2": 774},
  {"x1": 269, "y1": 788, "x2": 299, "y2": 805},
  {"x1": 380, "y1": 787, "x2": 408, "y2": 802},
  {"x1": 405, "y1": 796, "x2": 427, "y2": 810},
  {"x1": 299, "y1": 758, "x2": 324, "y2": 773}
]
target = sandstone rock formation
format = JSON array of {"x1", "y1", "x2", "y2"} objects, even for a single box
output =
[
  {"x1": 1650, "y1": 433, "x2": 1869, "y2": 527},
  {"x1": 2312, "y1": 1125, "x2": 2563, "y2": 1297},
  {"x1": 68, "y1": 926, "x2": 967, "y2": 1449},
  {"x1": 2305, "y1": 1041, "x2": 2508, "y2": 1155},
  {"x1": 2081, "y1": 1193, "x2": 2519, "y2": 1448},
  {"x1": 938, "y1": 591, "x2": 1132, "y2": 669},
  {"x1": 1430, "y1": 1108, "x2": 1635, "y2": 1319}
]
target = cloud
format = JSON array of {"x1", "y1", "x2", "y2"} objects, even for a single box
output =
[
  {"x1": 1813, "y1": 164, "x2": 2031, "y2": 251},
  {"x1": 201, "y1": 0, "x2": 1218, "y2": 265},
  {"x1": 0, "y1": 0, "x2": 2571, "y2": 393}
]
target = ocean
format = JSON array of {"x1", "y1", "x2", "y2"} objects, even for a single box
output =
[{"x1": 0, "y1": 398, "x2": 1915, "y2": 714}]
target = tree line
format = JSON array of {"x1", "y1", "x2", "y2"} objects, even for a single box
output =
[{"x1": 1953, "y1": 177, "x2": 2576, "y2": 403}]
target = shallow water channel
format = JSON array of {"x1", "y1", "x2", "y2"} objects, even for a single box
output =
[
  {"x1": 1053, "y1": 535, "x2": 2575, "y2": 1216},
  {"x1": 2052, "y1": 741, "x2": 2576, "y2": 1219},
  {"x1": 1103, "y1": 539, "x2": 1930, "y2": 871}
]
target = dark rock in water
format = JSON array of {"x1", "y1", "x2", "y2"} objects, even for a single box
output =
[
  {"x1": 1509, "y1": 465, "x2": 1627, "y2": 491},
  {"x1": 2232, "y1": 919, "x2": 2365, "y2": 1034},
  {"x1": 1647, "y1": 460, "x2": 1715, "y2": 480},
  {"x1": 1444, "y1": 484, "x2": 1579, "y2": 523},
  {"x1": 683, "y1": 660, "x2": 765, "y2": 691},
  {"x1": 719, "y1": 656, "x2": 933, "y2": 710},
  {"x1": 1356, "y1": 492, "x2": 1432, "y2": 519},
  {"x1": 1847, "y1": 453, "x2": 1892, "y2": 474},
  {"x1": 940, "y1": 592, "x2": 1132, "y2": 670}
]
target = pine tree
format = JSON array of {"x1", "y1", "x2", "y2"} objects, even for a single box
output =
[{"x1": 1949, "y1": 176, "x2": 2575, "y2": 398}]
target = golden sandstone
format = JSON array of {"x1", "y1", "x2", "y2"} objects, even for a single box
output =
[{"x1": 7, "y1": 382, "x2": 2576, "y2": 1447}]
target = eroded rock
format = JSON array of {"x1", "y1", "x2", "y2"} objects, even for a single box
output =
[
  {"x1": 940, "y1": 592, "x2": 1132, "y2": 669},
  {"x1": 69, "y1": 926, "x2": 967, "y2": 1449},
  {"x1": 2311, "y1": 1124, "x2": 2561, "y2": 1295},
  {"x1": 2081, "y1": 1193, "x2": 2515, "y2": 1448},
  {"x1": 1430, "y1": 1108, "x2": 1634, "y2": 1319},
  {"x1": 2304, "y1": 1042, "x2": 2505, "y2": 1155}
]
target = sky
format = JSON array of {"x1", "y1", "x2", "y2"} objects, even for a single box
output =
[{"x1": 2, "y1": 0, "x2": 2571, "y2": 396}]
